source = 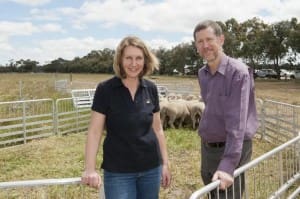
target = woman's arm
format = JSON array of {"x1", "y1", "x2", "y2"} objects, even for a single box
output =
[
  {"x1": 152, "y1": 112, "x2": 171, "y2": 188},
  {"x1": 81, "y1": 111, "x2": 106, "y2": 189}
]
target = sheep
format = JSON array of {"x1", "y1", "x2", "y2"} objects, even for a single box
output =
[
  {"x1": 159, "y1": 97, "x2": 169, "y2": 129},
  {"x1": 186, "y1": 100, "x2": 205, "y2": 129},
  {"x1": 166, "y1": 100, "x2": 189, "y2": 128},
  {"x1": 159, "y1": 99, "x2": 190, "y2": 129},
  {"x1": 159, "y1": 95, "x2": 206, "y2": 129},
  {"x1": 184, "y1": 94, "x2": 198, "y2": 101}
]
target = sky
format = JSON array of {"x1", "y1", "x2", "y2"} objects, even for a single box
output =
[{"x1": 0, "y1": 0, "x2": 299, "y2": 65}]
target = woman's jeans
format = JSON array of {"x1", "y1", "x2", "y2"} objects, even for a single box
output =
[{"x1": 104, "y1": 166, "x2": 161, "y2": 199}]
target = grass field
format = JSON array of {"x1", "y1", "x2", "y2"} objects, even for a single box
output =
[
  {"x1": 0, "y1": 73, "x2": 300, "y2": 104},
  {"x1": 0, "y1": 128, "x2": 272, "y2": 199},
  {"x1": 0, "y1": 73, "x2": 299, "y2": 198}
]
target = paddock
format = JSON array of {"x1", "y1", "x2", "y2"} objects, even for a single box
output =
[{"x1": 0, "y1": 73, "x2": 299, "y2": 198}]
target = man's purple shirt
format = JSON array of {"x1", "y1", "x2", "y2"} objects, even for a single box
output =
[{"x1": 198, "y1": 54, "x2": 259, "y2": 175}]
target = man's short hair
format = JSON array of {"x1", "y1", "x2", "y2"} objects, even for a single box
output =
[{"x1": 193, "y1": 20, "x2": 223, "y2": 40}]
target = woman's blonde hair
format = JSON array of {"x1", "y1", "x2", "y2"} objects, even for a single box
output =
[{"x1": 113, "y1": 36, "x2": 159, "y2": 78}]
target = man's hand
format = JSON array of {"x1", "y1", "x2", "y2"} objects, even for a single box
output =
[{"x1": 212, "y1": 170, "x2": 233, "y2": 190}]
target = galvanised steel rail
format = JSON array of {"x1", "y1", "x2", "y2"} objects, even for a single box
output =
[
  {"x1": 189, "y1": 134, "x2": 300, "y2": 199},
  {"x1": 0, "y1": 177, "x2": 81, "y2": 188},
  {"x1": 0, "y1": 177, "x2": 105, "y2": 199}
]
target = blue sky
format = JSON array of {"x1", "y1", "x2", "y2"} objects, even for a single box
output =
[{"x1": 0, "y1": 0, "x2": 299, "y2": 65}]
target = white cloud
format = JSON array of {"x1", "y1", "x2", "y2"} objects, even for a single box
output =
[
  {"x1": 40, "y1": 23, "x2": 65, "y2": 33},
  {"x1": 22, "y1": 0, "x2": 300, "y2": 33},
  {"x1": 0, "y1": 42, "x2": 13, "y2": 51},
  {"x1": 10, "y1": 0, "x2": 51, "y2": 6},
  {"x1": 9, "y1": 37, "x2": 120, "y2": 64},
  {"x1": 147, "y1": 39, "x2": 179, "y2": 50},
  {"x1": 72, "y1": 0, "x2": 300, "y2": 32},
  {"x1": 0, "y1": 36, "x2": 187, "y2": 65},
  {"x1": 0, "y1": 21, "x2": 38, "y2": 36},
  {"x1": 0, "y1": 0, "x2": 299, "y2": 65},
  {"x1": 29, "y1": 8, "x2": 61, "y2": 21},
  {"x1": 0, "y1": 21, "x2": 65, "y2": 39}
]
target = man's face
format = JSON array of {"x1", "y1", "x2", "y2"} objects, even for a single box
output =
[{"x1": 194, "y1": 26, "x2": 224, "y2": 63}]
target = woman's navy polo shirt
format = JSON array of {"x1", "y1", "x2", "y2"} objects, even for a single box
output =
[{"x1": 92, "y1": 76, "x2": 162, "y2": 172}]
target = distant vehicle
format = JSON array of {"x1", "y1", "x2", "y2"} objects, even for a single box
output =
[
  {"x1": 255, "y1": 69, "x2": 277, "y2": 79},
  {"x1": 263, "y1": 69, "x2": 277, "y2": 78},
  {"x1": 255, "y1": 69, "x2": 267, "y2": 78},
  {"x1": 295, "y1": 70, "x2": 300, "y2": 80},
  {"x1": 280, "y1": 69, "x2": 295, "y2": 79},
  {"x1": 157, "y1": 85, "x2": 168, "y2": 97}
]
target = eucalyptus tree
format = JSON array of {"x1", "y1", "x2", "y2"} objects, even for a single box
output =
[
  {"x1": 287, "y1": 18, "x2": 300, "y2": 68},
  {"x1": 43, "y1": 58, "x2": 69, "y2": 72},
  {"x1": 262, "y1": 20, "x2": 292, "y2": 77},
  {"x1": 189, "y1": 41, "x2": 204, "y2": 73},
  {"x1": 239, "y1": 17, "x2": 267, "y2": 69},
  {"x1": 155, "y1": 47, "x2": 173, "y2": 75},
  {"x1": 93, "y1": 48, "x2": 114, "y2": 73},
  {"x1": 16, "y1": 59, "x2": 39, "y2": 72},
  {"x1": 169, "y1": 43, "x2": 194, "y2": 75},
  {"x1": 219, "y1": 18, "x2": 241, "y2": 57}
]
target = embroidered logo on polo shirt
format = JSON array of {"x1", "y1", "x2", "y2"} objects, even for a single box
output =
[{"x1": 146, "y1": 99, "x2": 151, "y2": 104}]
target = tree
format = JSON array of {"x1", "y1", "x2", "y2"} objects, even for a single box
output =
[
  {"x1": 221, "y1": 18, "x2": 241, "y2": 57},
  {"x1": 262, "y1": 20, "x2": 291, "y2": 77},
  {"x1": 155, "y1": 47, "x2": 173, "y2": 75},
  {"x1": 16, "y1": 59, "x2": 39, "y2": 72},
  {"x1": 239, "y1": 18, "x2": 267, "y2": 69},
  {"x1": 287, "y1": 18, "x2": 300, "y2": 67},
  {"x1": 43, "y1": 58, "x2": 69, "y2": 72}
]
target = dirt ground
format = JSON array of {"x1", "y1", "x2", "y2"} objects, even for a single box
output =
[{"x1": 254, "y1": 79, "x2": 300, "y2": 105}]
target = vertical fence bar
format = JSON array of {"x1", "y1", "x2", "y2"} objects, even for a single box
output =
[
  {"x1": 279, "y1": 151, "x2": 283, "y2": 188},
  {"x1": 52, "y1": 99, "x2": 57, "y2": 135},
  {"x1": 261, "y1": 100, "x2": 266, "y2": 140},
  {"x1": 22, "y1": 100, "x2": 27, "y2": 144}
]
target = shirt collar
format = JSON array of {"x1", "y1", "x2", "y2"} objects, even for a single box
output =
[
  {"x1": 111, "y1": 76, "x2": 147, "y2": 88},
  {"x1": 203, "y1": 54, "x2": 228, "y2": 76},
  {"x1": 217, "y1": 54, "x2": 228, "y2": 76}
]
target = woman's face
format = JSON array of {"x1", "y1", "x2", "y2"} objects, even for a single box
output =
[{"x1": 121, "y1": 45, "x2": 145, "y2": 79}]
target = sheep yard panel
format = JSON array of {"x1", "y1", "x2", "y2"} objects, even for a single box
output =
[
  {"x1": 156, "y1": 82, "x2": 199, "y2": 96},
  {"x1": 0, "y1": 178, "x2": 103, "y2": 199},
  {"x1": 1, "y1": 98, "x2": 299, "y2": 148},
  {"x1": 56, "y1": 98, "x2": 90, "y2": 136},
  {"x1": 260, "y1": 100, "x2": 300, "y2": 145},
  {"x1": 0, "y1": 99, "x2": 54, "y2": 147}
]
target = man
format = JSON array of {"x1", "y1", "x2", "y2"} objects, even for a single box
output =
[{"x1": 193, "y1": 20, "x2": 258, "y2": 198}]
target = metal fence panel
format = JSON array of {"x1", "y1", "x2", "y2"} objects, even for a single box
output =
[
  {"x1": 189, "y1": 134, "x2": 300, "y2": 199},
  {"x1": 0, "y1": 96, "x2": 300, "y2": 198},
  {"x1": 0, "y1": 99, "x2": 54, "y2": 147},
  {"x1": 56, "y1": 98, "x2": 90, "y2": 136},
  {"x1": 157, "y1": 82, "x2": 199, "y2": 96},
  {"x1": 261, "y1": 100, "x2": 300, "y2": 145},
  {"x1": 0, "y1": 178, "x2": 105, "y2": 199}
]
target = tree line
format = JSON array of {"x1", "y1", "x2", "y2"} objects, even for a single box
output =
[{"x1": 1, "y1": 17, "x2": 299, "y2": 75}]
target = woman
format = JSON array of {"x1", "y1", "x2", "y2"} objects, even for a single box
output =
[{"x1": 81, "y1": 36, "x2": 171, "y2": 199}]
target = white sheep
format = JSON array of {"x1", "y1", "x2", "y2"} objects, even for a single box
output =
[
  {"x1": 186, "y1": 100, "x2": 205, "y2": 129},
  {"x1": 160, "y1": 99, "x2": 190, "y2": 129}
]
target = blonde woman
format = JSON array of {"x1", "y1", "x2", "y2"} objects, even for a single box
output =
[{"x1": 81, "y1": 36, "x2": 171, "y2": 199}]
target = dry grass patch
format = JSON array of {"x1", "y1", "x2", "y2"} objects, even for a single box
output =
[
  {"x1": 0, "y1": 129, "x2": 273, "y2": 199},
  {"x1": 1, "y1": 73, "x2": 300, "y2": 105}
]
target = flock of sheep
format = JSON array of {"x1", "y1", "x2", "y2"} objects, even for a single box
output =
[{"x1": 159, "y1": 93, "x2": 205, "y2": 130}]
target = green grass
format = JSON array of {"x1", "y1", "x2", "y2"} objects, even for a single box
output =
[
  {"x1": 0, "y1": 128, "x2": 277, "y2": 199},
  {"x1": 0, "y1": 73, "x2": 299, "y2": 198}
]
